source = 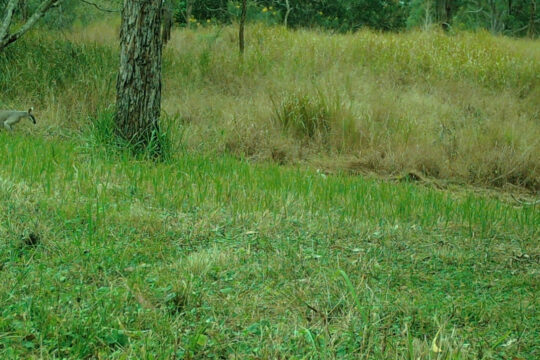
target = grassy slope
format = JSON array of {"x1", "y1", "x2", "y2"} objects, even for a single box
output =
[
  {"x1": 0, "y1": 23, "x2": 539, "y2": 359},
  {"x1": 141, "y1": 25, "x2": 540, "y2": 189},
  {"x1": 1, "y1": 23, "x2": 539, "y2": 189},
  {"x1": 0, "y1": 133, "x2": 538, "y2": 359}
]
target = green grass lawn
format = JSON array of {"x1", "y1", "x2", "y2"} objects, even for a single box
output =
[{"x1": 0, "y1": 132, "x2": 538, "y2": 359}]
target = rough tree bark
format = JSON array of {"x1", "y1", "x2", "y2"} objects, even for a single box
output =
[
  {"x1": 0, "y1": 0, "x2": 62, "y2": 52},
  {"x1": 115, "y1": 0, "x2": 166, "y2": 152}
]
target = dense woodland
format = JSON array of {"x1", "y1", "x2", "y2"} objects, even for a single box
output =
[
  {"x1": 3, "y1": 0, "x2": 539, "y2": 37},
  {"x1": 179, "y1": 0, "x2": 539, "y2": 36}
]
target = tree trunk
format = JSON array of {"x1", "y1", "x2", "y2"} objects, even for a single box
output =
[
  {"x1": 115, "y1": 0, "x2": 164, "y2": 151},
  {"x1": 0, "y1": 0, "x2": 61, "y2": 52},
  {"x1": 424, "y1": 0, "x2": 433, "y2": 29},
  {"x1": 444, "y1": 0, "x2": 453, "y2": 30},
  {"x1": 284, "y1": 0, "x2": 291, "y2": 27},
  {"x1": 19, "y1": 0, "x2": 29, "y2": 21},
  {"x1": 239, "y1": 0, "x2": 247, "y2": 54},
  {"x1": 437, "y1": 0, "x2": 453, "y2": 30},
  {"x1": 184, "y1": 0, "x2": 193, "y2": 25},
  {"x1": 489, "y1": 0, "x2": 498, "y2": 33},
  {"x1": 528, "y1": 0, "x2": 536, "y2": 38}
]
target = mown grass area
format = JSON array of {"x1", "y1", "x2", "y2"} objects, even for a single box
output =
[
  {"x1": 0, "y1": 131, "x2": 538, "y2": 359},
  {"x1": 1, "y1": 22, "x2": 539, "y2": 189}
]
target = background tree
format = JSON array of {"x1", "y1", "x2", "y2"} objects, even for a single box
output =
[
  {"x1": 438, "y1": 0, "x2": 457, "y2": 30},
  {"x1": 283, "y1": 0, "x2": 290, "y2": 27},
  {"x1": 0, "y1": 0, "x2": 63, "y2": 52},
  {"x1": 115, "y1": 0, "x2": 172, "y2": 155},
  {"x1": 174, "y1": 0, "x2": 194, "y2": 24},
  {"x1": 450, "y1": 0, "x2": 539, "y2": 35},
  {"x1": 239, "y1": 0, "x2": 246, "y2": 53},
  {"x1": 528, "y1": 0, "x2": 537, "y2": 37}
]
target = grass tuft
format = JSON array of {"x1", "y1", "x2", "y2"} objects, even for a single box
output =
[
  {"x1": 81, "y1": 108, "x2": 176, "y2": 162},
  {"x1": 273, "y1": 92, "x2": 332, "y2": 139}
]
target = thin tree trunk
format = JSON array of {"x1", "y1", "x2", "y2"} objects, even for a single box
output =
[
  {"x1": 239, "y1": 0, "x2": 247, "y2": 54},
  {"x1": 0, "y1": 0, "x2": 18, "y2": 45},
  {"x1": 19, "y1": 0, "x2": 29, "y2": 21},
  {"x1": 184, "y1": 0, "x2": 192, "y2": 25},
  {"x1": 424, "y1": 0, "x2": 433, "y2": 30},
  {"x1": 528, "y1": 0, "x2": 536, "y2": 38},
  {"x1": 284, "y1": 0, "x2": 291, "y2": 27},
  {"x1": 443, "y1": 0, "x2": 453, "y2": 30},
  {"x1": 0, "y1": 0, "x2": 62, "y2": 52},
  {"x1": 115, "y1": 0, "x2": 164, "y2": 151},
  {"x1": 489, "y1": 0, "x2": 498, "y2": 33}
]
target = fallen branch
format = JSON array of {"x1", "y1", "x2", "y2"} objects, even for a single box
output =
[{"x1": 511, "y1": 194, "x2": 540, "y2": 206}]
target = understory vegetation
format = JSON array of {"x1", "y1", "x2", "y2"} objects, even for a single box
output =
[
  {"x1": 0, "y1": 20, "x2": 539, "y2": 359},
  {"x1": 1, "y1": 22, "x2": 539, "y2": 189}
]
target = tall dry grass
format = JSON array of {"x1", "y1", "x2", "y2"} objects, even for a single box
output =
[
  {"x1": 1, "y1": 22, "x2": 539, "y2": 189},
  {"x1": 163, "y1": 24, "x2": 540, "y2": 190}
]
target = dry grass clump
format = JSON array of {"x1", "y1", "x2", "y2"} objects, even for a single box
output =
[
  {"x1": 1, "y1": 22, "x2": 539, "y2": 189},
  {"x1": 160, "y1": 24, "x2": 539, "y2": 189}
]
